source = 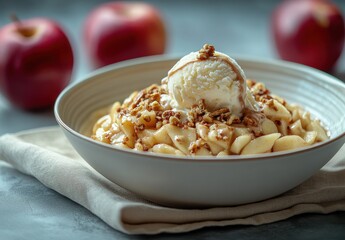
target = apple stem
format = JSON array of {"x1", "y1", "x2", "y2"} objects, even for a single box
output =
[
  {"x1": 9, "y1": 14, "x2": 37, "y2": 38},
  {"x1": 10, "y1": 13, "x2": 21, "y2": 25}
]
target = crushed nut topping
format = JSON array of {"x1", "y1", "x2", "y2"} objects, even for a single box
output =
[
  {"x1": 113, "y1": 81, "x2": 269, "y2": 141},
  {"x1": 197, "y1": 44, "x2": 215, "y2": 60},
  {"x1": 266, "y1": 99, "x2": 278, "y2": 111},
  {"x1": 209, "y1": 108, "x2": 230, "y2": 117},
  {"x1": 189, "y1": 139, "x2": 211, "y2": 154},
  {"x1": 134, "y1": 124, "x2": 145, "y2": 133},
  {"x1": 95, "y1": 78, "x2": 297, "y2": 152},
  {"x1": 243, "y1": 115, "x2": 256, "y2": 126}
]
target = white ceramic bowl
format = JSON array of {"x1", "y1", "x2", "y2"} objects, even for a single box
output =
[{"x1": 55, "y1": 56, "x2": 345, "y2": 207}]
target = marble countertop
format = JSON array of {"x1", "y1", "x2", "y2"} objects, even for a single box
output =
[{"x1": 1, "y1": 0, "x2": 345, "y2": 239}]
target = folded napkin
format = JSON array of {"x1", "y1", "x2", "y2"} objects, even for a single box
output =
[{"x1": 0, "y1": 127, "x2": 345, "y2": 235}]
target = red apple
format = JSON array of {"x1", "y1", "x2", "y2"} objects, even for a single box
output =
[
  {"x1": 0, "y1": 17, "x2": 74, "y2": 110},
  {"x1": 272, "y1": 0, "x2": 345, "y2": 71},
  {"x1": 83, "y1": 1, "x2": 166, "y2": 68}
]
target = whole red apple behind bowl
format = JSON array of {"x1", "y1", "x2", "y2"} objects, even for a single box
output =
[
  {"x1": 83, "y1": 1, "x2": 167, "y2": 68},
  {"x1": 0, "y1": 17, "x2": 74, "y2": 111},
  {"x1": 272, "y1": 0, "x2": 345, "y2": 72}
]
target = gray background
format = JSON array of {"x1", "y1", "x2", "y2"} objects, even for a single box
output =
[{"x1": 1, "y1": 0, "x2": 345, "y2": 239}]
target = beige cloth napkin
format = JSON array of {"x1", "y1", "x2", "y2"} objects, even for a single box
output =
[{"x1": 0, "y1": 126, "x2": 345, "y2": 235}]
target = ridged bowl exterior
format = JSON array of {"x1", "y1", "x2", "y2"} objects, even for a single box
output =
[{"x1": 55, "y1": 56, "x2": 345, "y2": 207}]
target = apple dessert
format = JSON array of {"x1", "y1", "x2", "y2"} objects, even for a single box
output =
[{"x1": 91, "y1": 44, "x2": 328, "y2": 156}]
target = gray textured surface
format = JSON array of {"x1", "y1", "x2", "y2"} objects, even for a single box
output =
[{"x1": 1, "y1": 0, "x2": 345, "y2": 239}]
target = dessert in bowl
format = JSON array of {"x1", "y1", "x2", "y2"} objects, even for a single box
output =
[{"x1": 55, "y1": 45, "x2": 345, "y2": 207}]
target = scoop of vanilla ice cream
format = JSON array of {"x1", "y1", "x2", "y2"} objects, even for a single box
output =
[{"x1": 166, "y1": 46, "x2": 257, "y2": 116}]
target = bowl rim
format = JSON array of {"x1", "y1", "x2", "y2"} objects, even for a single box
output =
[{"x1": 54, "y1": 54, "x2": 345, "y2": 163}]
